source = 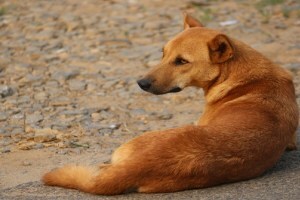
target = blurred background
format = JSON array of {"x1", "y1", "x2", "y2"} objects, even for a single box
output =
[{"x1": 0, "y1": 0, "x2": 299, "y2": 192}]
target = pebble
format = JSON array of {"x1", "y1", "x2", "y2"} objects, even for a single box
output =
[
  {"x1": 91, "y1": 113, "x2": 102, "y2": 121},
  {"x1": 18, "y1": 141, "x2": 36, "y2": 150},
  {"x1": 26, "y1": 112, "x2": 44, "y2": 124},
  {"x1": 0, "y1": 112, "x2": 8, "y2": 121},
  {"x1": 0, "y1": 85, "x2": 14, "y2": 98},
  {"x1": 1, "y1": 147, "x2": 11, "y2": 153},
  {"x1": 156, "y1": 111, "x2": 173, "y2": 120},
  {"x1": 50, "y1": 96, "x2": 71, "y2": 106},
  {"x1": 22, "y1": 161, "x2": 32, "y2": 166},
  {"x1": 34, "y1": 128, "x2": 57, "y2": 143},
  {"x1": 51, "y1": 71, "x2": 79, "y2": 82},
  {"x1": 68, "y1": 80, "x2": 87, "y2": 91},
  {"x1": 99, "y1": 128, "x2": 113, "y2": 136}
]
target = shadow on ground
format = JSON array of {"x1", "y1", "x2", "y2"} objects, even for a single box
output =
[{"x1": 1, "y1": 133, "x2": 299, "y2": 200}]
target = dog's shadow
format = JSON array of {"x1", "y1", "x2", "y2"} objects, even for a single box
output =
[{"x1": 265, "y1": 128, "x2": 300, "y2": 175}]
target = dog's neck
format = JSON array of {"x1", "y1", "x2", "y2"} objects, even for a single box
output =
[{"x1": 204, "y1": 39, "x2": 273, "y2": 104}]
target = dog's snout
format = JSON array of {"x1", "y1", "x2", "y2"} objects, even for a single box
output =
[{"x1": 137, "y1": 79, "x2": 152, "y2": 91}]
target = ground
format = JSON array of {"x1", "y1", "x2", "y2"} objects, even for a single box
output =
[{"x1": 0, "y1": 0, "x2": 299, "y2": 199}]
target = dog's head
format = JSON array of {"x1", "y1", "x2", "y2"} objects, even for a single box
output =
[{"x1": 137, "y1": 14, "x2": 234, "y2": 95}]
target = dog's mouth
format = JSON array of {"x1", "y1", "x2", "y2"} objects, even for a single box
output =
[
  {"x1": 168, "y1": 87, "x2": 182, "y2": 93},
  {"x1": 147, "y1": 87, "x2": 182, "y2": 95}
]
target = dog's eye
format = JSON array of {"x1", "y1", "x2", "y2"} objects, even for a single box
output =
[{"x1": 174, "y1": 57, "x2": 189, "y2": 66}]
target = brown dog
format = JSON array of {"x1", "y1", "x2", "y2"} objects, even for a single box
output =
[{"x1": 42, "y1": 14, "x2": 299, "y2": 195}]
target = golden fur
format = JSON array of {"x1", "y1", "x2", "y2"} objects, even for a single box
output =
[{"x1": 42, "y1": 14, "x2": 299, "y2": 195}]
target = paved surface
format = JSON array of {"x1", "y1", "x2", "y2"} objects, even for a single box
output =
[{"x1": 1, "y1": 141, "x2": 300, "y2": 200}]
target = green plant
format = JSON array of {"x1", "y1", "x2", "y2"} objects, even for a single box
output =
[
  {"x1": 256, "y1": 0, "x2": 284, "y2": 9},
  {"x1": 0, "y1": 7, "x2": 6, "y2": 16},
  {"x1": 200, "y1": 8, "x2": 213, "y2": 23},
  {"x1": 255, "y1": 0, "x2": 284, "y2": 23}
]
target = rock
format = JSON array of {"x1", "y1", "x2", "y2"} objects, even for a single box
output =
[
  {"x1": 18, "y1": 141, "x2": 36, "y2": 150},
  {"x1": 0, "y1": 128, "x2": 7, "y2": 134},
  {"x1": 0, "y1": 112, "x2": 8, "y2": 121},
  {"x1": 219, "y1": 20, "x2": 238, "y2": 26},
  {"x1": 51, "y1": 71, "x2": 79, "y2": 82},
  {"x1": 10, "y1": 113, "x2": 25, "y2": 125},
  {"x1": 56, "y1": 149, "x2": 68, "y2": 155},
  {"x1": 17, "y1": 96, "x2": 31, "y2": 104},
  {"x1": 68, "y1": 80, "x2": 87, "y2": 91},
  {"x1": 33, "y1": 128, "x2": 60, "y2": 143},
  {"x1": 274, "y1": 22, "x2": 287, "y2": 30},
  {"x1": 109, "y1": 123, "x2": 121, "y2": 129},
  {"x1": 130, "y1": 108, "x2": 146, "y2": 115},
  {"x1": 0, "y1": 85, "x2": 14, "y2": 98},
  {"x1": 87, "y1": 83, "x2": 97, "y2": 91},
  {"x1": 143, "y1": 20, "x2": 167, "y2": 29},
  {"x1": 91, "y1": 113, "x2": 102, "y2": 121},
  {"x1": 11, "y1": 128, "x2": 24, "y2": 135},
  {"x1": 61, "y1": 109, "x2": 89, "y2": 116},
  {"x1": 50, "y1": 96, "x2": 71, "y2": 106},
  {"x1": 34, "y1": 132, "x2": 56, "y2": 143},
  {"x1": 22, "y1": 161, "x2": 32, "y2": 166},
  {"x1": 34, "y1": 92, "x2": 49, "y2": 101},
  {"x1": 99, "y1": 128, "x2": 113, "y2": 136},
  {"x1": 26, "y1": 112, "x2": 43, "y2": 124},
  {"x1": 0, "y1": 137, "x2": 12, "y2": 146},
  {"x1": 1, "y1": 146, "x2": 11, "y2": 153},
  {"x1": 33, "y1": 143, "x2": 44, "y2": 149},
  {"x1": 156, "y1": 111, "x2": 173, "y2": 120},
  {"x1": 21, "y1": 74, "x2": 42, "y2": 83},
  {"x1": 51, "y1": 122, "x2": 71, "y2": 131}
]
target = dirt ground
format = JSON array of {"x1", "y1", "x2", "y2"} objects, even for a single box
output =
[{"x1": 0, "y1": 0, "x2": 299, "y2": 198}]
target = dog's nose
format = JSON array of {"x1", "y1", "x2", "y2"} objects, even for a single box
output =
[{"x1": 137, "y1": 79, "x2": 152, "y2": 91}]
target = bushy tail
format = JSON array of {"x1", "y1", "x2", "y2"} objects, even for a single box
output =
[{"x1": 42, "y1": 165, "x2": 97, "y2": 193}]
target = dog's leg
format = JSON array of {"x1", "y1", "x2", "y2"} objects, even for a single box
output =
[{"x1": 286, "y1": 131, "x2": 297, "y2": 151}]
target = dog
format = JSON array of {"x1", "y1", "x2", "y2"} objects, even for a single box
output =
[{"x1": 42, "y1": 14, "x2": 299, "y2": 195}]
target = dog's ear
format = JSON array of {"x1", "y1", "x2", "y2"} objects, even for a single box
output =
[
  {"x1": 183, "y1": 12, "x2": 203, "y2": 30},
  {"x1": 208, "y1": 34, "x2": 234, "y2": 64}
]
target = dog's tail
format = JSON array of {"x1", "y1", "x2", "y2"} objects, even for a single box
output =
[
  {"x1": 42, "y1": 164, "x2": 135, "y2": 195},
  {"x1": 42, "y1": 165, "x2": 96, "y2": 193}
]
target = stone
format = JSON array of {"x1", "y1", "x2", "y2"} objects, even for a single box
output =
[
  {"x1": 109, "y1": 123, "x2": 121, "y2": 129},
  {"x1": 34, "y1": 92, "x2": 49, "y2": 101},
  {"x1": 1, "y1": 146, "x2": 11, "y2": 153},
  {"x1": 91, "y1": 113, "x2": 102, "y2": 121},
  {"x1": 130, "y1": 108, "x2": 147, "y2": 117},
  {"x1": 34, "y1": 133, "x2": 56, "y2": 143},
  {"x1": 51, "y1": 71, "x2": 79, "y2": 82},
  {"x1": 68, "y1": 80, "x2": 86, "y2": 91},
  {"x1": 26, "y1": 112, "x2": 43, "y2": 124},
  {"x1": 50, "y1": 96, "x2": 71, "y2": 106},
  {"x1": 33, "y1": 143, "x2": 44, "y2": 149},
  {"x1": 157, "y1": 111, "x2": 173, "y2": 120},
  {"x1": 22, "y1": 161, "x2": 32, "y2": 166},
  {"x1": 34, "y1": 128, "x2": 57, "y2": 143},
  {"x1": 99, "y1": 128, "x2": 113, "y2": 136},
  {"x1": 0, "y1": 112, "x2": 8, "y2": 121},
  {"x1": 0, "y1": 85, "x2": 14, "y2": 98},
  {"x1": 18, "y1": 141, "x2": 36, "y2": 150},
  {"x1": 61, "y1": 109, "x2": 89, "y2": 116},
  {"x1": 0, "y1": 128, "x2": 7, "y2": 135},
  {"x1": 11, "y1": 128, "x2": 24, "y2": 135}
]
